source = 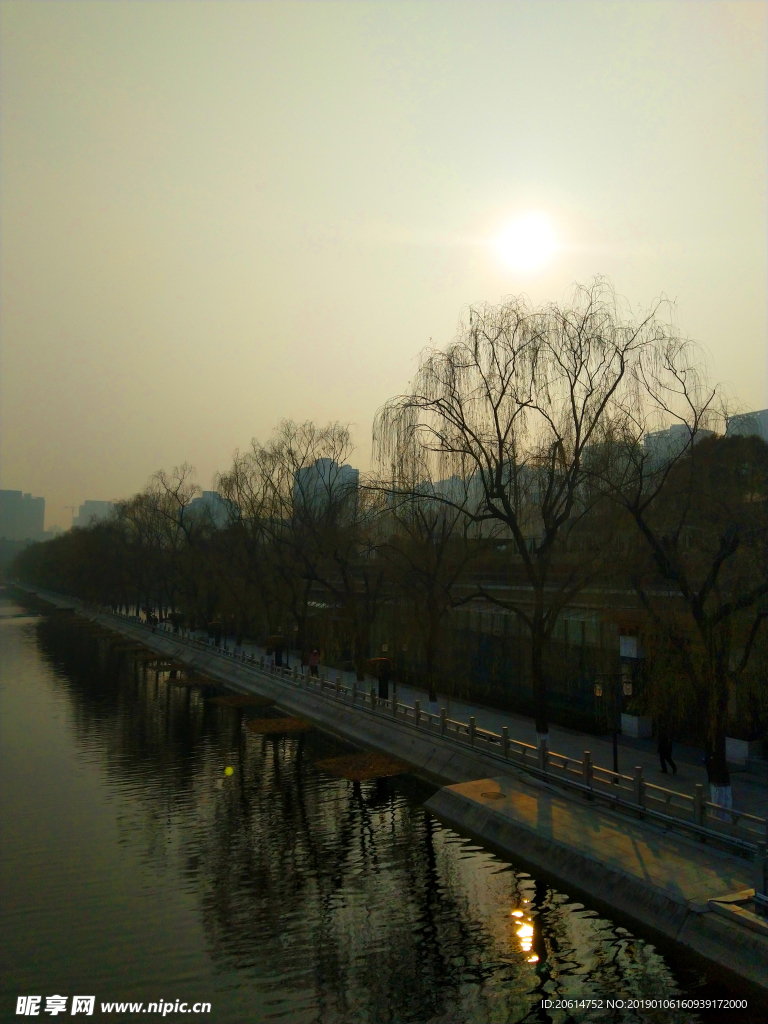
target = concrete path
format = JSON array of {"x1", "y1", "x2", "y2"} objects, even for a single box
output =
[
  {"x1": 403, "y1": 683, "x2": 768, "y2": 821},
  {"x1": 425, "y1": 777, "x2": 768, "y2": 993},
  {"x1": 436, "y1": 776, "x2": 752, "y2": 910},
  {"x1": 161, "y1": 623, "x2": 768, "y2": 820}
]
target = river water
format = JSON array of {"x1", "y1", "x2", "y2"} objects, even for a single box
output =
[{"x1": 0, "y1": 594, "x2": 755, "y2": 1023}]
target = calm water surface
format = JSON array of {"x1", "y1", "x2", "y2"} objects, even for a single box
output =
[{"x1": 0, "y1": 595, "x2": 754, "y2": 1023}]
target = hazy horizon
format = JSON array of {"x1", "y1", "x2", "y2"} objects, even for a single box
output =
[{"x1": 2, "y1": 1, "x2": 766, "y2": 529}]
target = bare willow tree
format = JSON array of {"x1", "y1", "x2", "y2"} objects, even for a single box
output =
[
  {"x1": 602, "y1": 342, "x2": 767, "y2": 808},
  {"x1": 113, "y1": 488, "x2": 168, "y2": 618},
  {"x1": 218, "y1": 436, "x2": 292, "y2": 639},
  {"x1": 372, "y1": 457, "x2": 485, "y2": 707},
  {"x1": 284, "y1": 423, "x2": 389, "y2": 680},
  {"x1": 374, "y1": 278, "x2": 673, "y2": 743},
  {"x1": 150, "y1": 464, "x2": 206, "y2": 615},
  {"x1": 265, "y1": 420, "x2": 360, "y2": 660},
  {"x1": 112, "y1": 465, "x2": 216, "y2": 621},
  {"x1": 218, "y1": 421, "x2": 337, "y2": 645},
  {"x1": 218, "y1": 420, "x2": 386, "y2": 671}
]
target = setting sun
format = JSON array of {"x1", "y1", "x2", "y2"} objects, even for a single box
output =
[{"x1": 496, "y1": 212, "x2": 557, "y2": 271}]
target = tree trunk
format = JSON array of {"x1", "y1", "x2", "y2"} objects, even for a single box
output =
[
  {"x1": 355, "y1": 651, "x2": 366, "y2": 682},
  {"x1": 706, "y1": 729, "x2": 732, "y2": 814},
  {"x1": 353, "y1": 628, "x2": 367, "y2": 682},
  {"x1": 425, "y1": 619, "x2": 439, "y2": 705},
  {"x1": 705, "y1": 662, "x2": 732, "y2": 814},
  {"x1": 531, "y1": 630, "x2": 549, "y2": 745}
]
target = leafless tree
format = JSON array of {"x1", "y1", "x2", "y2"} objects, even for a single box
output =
[
  {"x1": 603, "y1": 343, "x2": 766, "y2": 806},
  {"x1": 370, "y1": 452, "x2": 484, "y2": 705},
  {"x1": 374, "y1": 278, "x2": 671, "y2": 742},
  {"x1": 219, "y1": 420, "x2": 385, "y2": 671}
]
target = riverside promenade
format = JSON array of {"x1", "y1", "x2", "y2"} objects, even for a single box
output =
[
  {"x1": 195, "y1": 631, "x2": 768, "y2": 821},
  {"x1": 283, "y1": 652, "x2": 768, "y2": 821},
  {"x1": 22, "y1": 591, "x2": 768, "y2": 996}
]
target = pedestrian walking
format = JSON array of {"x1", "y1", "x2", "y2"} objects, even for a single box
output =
[
  {"x1": 657, "y1": 722, "x2": 677, "y2": 775},
  {"x1": 309, "y1": 649, "x2": 320, "y2": 677}
]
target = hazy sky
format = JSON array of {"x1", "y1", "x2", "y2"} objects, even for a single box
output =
[{"x1": 2, "y1": 1, "x2": 766, "y2": 528}]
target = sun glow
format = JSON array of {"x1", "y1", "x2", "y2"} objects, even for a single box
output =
[{"x1": 496, "y1": 212, "x2": 557, "y2": 271}]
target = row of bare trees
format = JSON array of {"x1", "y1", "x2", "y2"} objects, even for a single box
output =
[{"x1": 11, "y1": 279, "x2": 767, "y2": 807}]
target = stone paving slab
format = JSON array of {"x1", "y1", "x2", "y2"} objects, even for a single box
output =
[
  {"x1": 425, "y1": 775, "x2": 768, "y2": 993},
  {"x1": 442, "y1": 775, "x2": 751, "y2": 908}
]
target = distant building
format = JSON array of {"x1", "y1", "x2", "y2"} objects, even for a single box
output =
[
  {"x1": 186, "y1": 491, "x2": 231, "y2": 528},
  {"x1": 643, "y1": 423, "x2": 715, "y2": 464},
  {"x1": 0, "y1": 490, "x2": 45, "y2": 541},
  {"x1": 72, "y1": 500, "x2": 114, "y2": 528},
  {"x1": 726, "y1": 409, "x2": 768, "y2": 444},
  {"x1": 293, "y1": 459, "x2": 359, "y2": 516}
]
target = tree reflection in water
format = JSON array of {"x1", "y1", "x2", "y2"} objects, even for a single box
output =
[{"x1": 34, "y1": 616, "x2": 713, "y2": 1023}]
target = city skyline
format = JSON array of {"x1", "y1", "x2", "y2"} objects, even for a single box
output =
[{"x1": 5, "y1": 403, "x2": 767, "y2": 536}]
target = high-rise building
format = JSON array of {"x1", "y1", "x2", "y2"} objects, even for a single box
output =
[
  {"x1": 72, "y1": 500, "x2": 114, "y2": 528},
  {"x1": 726, "y1": 409, "x2": 768, "y2": 443},
  {"x1": 0, "y1": 490, "x2": 46, "y2": 541},
  {"x1": 293, "y1": 458, "x2": 359, "y2": 516},
  {"x1": 186, "y1": 491, "x2": 231, "y2": 528},
  {"x1": 642, "y1": 423, "x2": 715, "y2": 464}
]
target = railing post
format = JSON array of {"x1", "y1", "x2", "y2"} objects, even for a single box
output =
[
  {"x1": 335, "y1": 676, "x2": 341, "y2": 699},
  {"x1": 538, "y1": 737, "x2": 548, "y2": 772},
  {"x1": 440, "y1": 708, "x2": 447, "y2": 736},
  {"x1": 352, "y1": 681, "x2": 357, "y2": 704},
  {"x1": 694, "y1": 783, "x2": 706, "y2": 828},
  {"x1": 370, "y1": 685, "x2": 376, "y2": 709},
  {"x1": 633, "y1": 766, "x2": 645, "y2": 809},
  {"x1": 582, "y1": 751, "x2": 592, "y2": 790},
  {"x1": 392, "y1": 691, "x2": 398, "y2": 717},
  {"x1": 755, "y1": 841, "x2": 767, "y2": 897},
  {"x1": 502, "y1": 726, "x2": 509, "y2": 759},
  {"x1": 414, "y1": 700, "x2": 421, "y2": 728},
  {"x1": 469, "y1": 716, "x2": 476, "y2": 746}
]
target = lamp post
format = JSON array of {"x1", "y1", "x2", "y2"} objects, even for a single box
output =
[{"x1": 595, "y1": 668, "x2": 633, "y2": 775}]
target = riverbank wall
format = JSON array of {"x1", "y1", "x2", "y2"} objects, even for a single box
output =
[{"x1": 21, "y1": 592, "x2": 768, "y2": 998}]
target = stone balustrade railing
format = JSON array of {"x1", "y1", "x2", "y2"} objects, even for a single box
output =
[
  {"x1": 134, "y1": 618, "x2": 768, "y2": 889},
  {"x1": 27, "y1": 595, "x2": 768, "y2": 897}
]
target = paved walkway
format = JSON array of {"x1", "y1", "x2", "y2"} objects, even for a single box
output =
[
  {"x1": 434, "y1": 776, "x2": 753, "y2": 909},
  {"x1": 165, "y1": 624, "x2": 768, "y2": 820},
  {"x1": 425, "y1": 778, "x2": 768, "y2": 993}
]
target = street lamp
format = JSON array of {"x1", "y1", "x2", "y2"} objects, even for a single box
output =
[{"x1": 594, "y1": 673, "x2": 623, "y2": 774}]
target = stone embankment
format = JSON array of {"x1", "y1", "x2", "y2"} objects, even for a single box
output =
[{"x1": 23, "y1": 591, "x2": 768, "y2": 997}]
